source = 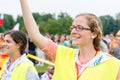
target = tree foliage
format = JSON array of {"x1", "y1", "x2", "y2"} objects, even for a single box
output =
[
  {"x1": 99, "y1": 15, "x2": 119, "y2": 35},
  {"x1": 0, "y1": 14, "x2": 15, "y2": 32},
  {"x1": 0, "y1": 12, "x2": 120, "y2": 35}
]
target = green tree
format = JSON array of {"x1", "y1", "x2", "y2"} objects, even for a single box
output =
[
  {"x1": 56, "y1": 12, "x2": 73, "y2": 34},
  {"x1": 115, "y1": 12, "x2": 120, "y2": 33},
  {"x1": 37, "y1": 12, "x2": 72, "y2": 35},
  {"x1": 0, "y1": 14, "x2": 15, "y2": 32},
  {"x1": 99, "y1": 15, "x2": 116, "y2": 35}
]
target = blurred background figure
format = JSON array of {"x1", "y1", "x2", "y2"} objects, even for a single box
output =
[
  {"x1": 27, "y1": 37, "x2": 37, "y2": 65},
  {"x1": 112, "y1": 30, "x2": 120, "y2": 59},
  {"x1": 0, "y1": 33, "x2": 8, "y2": 71},
  {"x1": 36, "y1": 48, "x2": 45, "y2": 66}
]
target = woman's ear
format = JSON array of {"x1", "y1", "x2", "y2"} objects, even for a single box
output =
[
  {"x1": 17, "y1": 42, "x2": 22, "y2": 49},
  {"x1": 91, "y1": 33, "x2": 97, "y2": 39},
  {"x1": 91, "y1": 36, "x2": 95, "y2": 39}
]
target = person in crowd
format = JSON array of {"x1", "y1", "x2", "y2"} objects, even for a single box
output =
[
  {"x1": 56, "y1": 34, "x2": 67, "y2": 46},
  {"x1": 100, "y1": 39, "x2": 109, "y2": 53},
  {"x1": 112, "y1": 31, "x2": 120, "y2": 59},
  {"x1": 19, "y1": 0, "x2": 120, "y2": 80},
  {"x1": 27, "y1": 37, "x2": 37, "y2": 64},
  {"x1": 0, "y1": 30, "x2": 39, "y2": 80},
  {"x1": 108, "y1": 33, "x2": 118, "y2": 55},
  {"x1": 54, "y1": 34, "x2": 60, "y2": 43},
  {"x1": 0, "y1": 34, "x2": 8, "y2": 71},
  {"x1": 36, "y1": 47, "x2": 45, "y2": 66},
  {"x1": 40, "y1": 67, "x2": 54, "y2": 80}
]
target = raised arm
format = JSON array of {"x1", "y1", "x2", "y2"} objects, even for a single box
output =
[{"x1": 20, "y1": 0, "x2": 48, "y2": 49}]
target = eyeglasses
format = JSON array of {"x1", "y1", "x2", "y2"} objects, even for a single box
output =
[{"x1": 70, "y1": 25, "x2": 91, "y2": 31}]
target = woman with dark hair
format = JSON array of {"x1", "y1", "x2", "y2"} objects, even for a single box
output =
[{"x1": 0, "y1": 30, "x2": 39, "y2": 80}]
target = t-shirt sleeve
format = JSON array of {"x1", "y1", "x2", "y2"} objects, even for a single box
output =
[{"x1": 42, "y1": 39, "x2": 58, "y2": 60}]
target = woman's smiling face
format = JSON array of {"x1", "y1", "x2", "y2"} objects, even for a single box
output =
[
  {"x1": 3, "y1": 34, "x2": 19, "y2": 56},
  {"x1": 70, "y1": 16, "x2": 93, "y2": 47}
]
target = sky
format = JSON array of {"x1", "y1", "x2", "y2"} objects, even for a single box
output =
[{"x1": 0, "y1": 0, "x2": 120, "y2": 20}]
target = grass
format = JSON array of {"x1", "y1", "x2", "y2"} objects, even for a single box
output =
[{"x1": 35, "y1": 64, "x2": 50, "y2": 73}]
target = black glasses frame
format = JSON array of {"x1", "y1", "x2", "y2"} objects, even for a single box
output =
[{"x1": 70, "y1": 25, "x2": 91, "y2": 31}]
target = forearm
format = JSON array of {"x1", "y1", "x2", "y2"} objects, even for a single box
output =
[
  {"x1": 20, "y1": 0, "x2": 39, "y2": 37},
  {"x1": 20, "y1": 0, "x2": 48, "y2": 49}
]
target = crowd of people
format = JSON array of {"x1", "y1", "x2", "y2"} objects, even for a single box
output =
[{"x1": 0, "y1": 0, "x2": 120, "y2": 80}]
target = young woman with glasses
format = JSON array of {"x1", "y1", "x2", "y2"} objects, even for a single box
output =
[{"x1": 19, "y1": 0, "x2": 120, "y2": 80}]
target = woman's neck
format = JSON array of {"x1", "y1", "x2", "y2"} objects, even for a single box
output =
[
  {"x1": 78, "y1": 46, "x2": 96, "y2": 63},
  {"x1": 9, "y1": 52, "x2": 21, "y2": 64},
  {"x1": 7, "y1": 53, "x2": 21, "y2": 70}
]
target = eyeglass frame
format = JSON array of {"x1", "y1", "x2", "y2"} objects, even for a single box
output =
[{"x1": 70, "y1": 25, "x2": 91, "y2": 31}]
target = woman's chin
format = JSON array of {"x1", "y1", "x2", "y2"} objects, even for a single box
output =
[{"x1": 72, "y1": 42, "x2": 79, "y2": 46}]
